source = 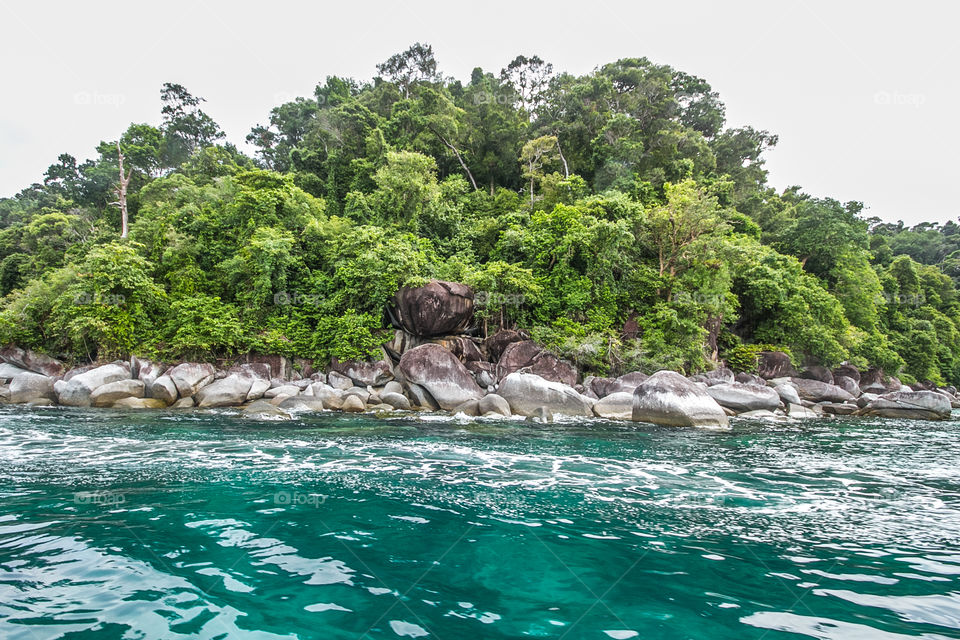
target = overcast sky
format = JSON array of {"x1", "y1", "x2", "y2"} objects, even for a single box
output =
[{"x1": 1, "y1": 0, "x2": 956, "y2": 224}]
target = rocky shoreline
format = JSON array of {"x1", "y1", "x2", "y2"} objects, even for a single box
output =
[
  {"x1": 0, "y1": 343, "x2": 955, "y2": 427},
  {"x1": 0, "y1": 279, "x2": 956, "y2": 426}
]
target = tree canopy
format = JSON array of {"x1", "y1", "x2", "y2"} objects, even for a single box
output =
[{"x1": 1, "y1": 48, "x2": 957, "y2": 385}]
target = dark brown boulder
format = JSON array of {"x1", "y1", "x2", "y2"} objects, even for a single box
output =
[
  {"x1": 459, "y1": 338, "x2": 483, "y2": 362},
  {"x1": 430, "y1": 336, "x2": 483, "y2": 362},
  {"x1": 691, "y1": 368, "x2": 734, "y2": 386},
  {"x1": 391, "y1": 280, "x2": 474, "y2": 337},
  {"x1": 483, "y1": 329, "x2": 525, "y2": 361},
  {"x1": 800, "y1": 366, "x2": 834, "y2": 384},
  {"x1": 859, "y1": 368, "x2": 886, "y2": 394},
  {"x1": 735, "y1": 372, "x2": 767, "y2": 386},
  {"x1": 589, "y1": 371, "x2": 651, "y2": 398},
  {"x1": 832, "y1": 364, "x2": 861, "y2": 383},
  {"x1": 383, "y1": 330, "x2": 425, "y2": 360},
  {"x1": 241, "y1": 353, "x2": 291, "y2": 380},
  {"x1": 589, "y1": 376, "x2": 619, "y2": 398},
  {"x1": 618, "y1": 372, "x2": 649, "y2": 388},
  {"x1": 757, "y1": 351, "x2": 796, "y2": 379},
  {"x1": 496, "y1": 340, "x2": 577, "y2": 387},
  {"x1": 0, "y1": 345, "x2": 64, "y2": 378}
]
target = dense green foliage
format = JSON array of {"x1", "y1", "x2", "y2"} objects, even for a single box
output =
[{"x1": 2, "y1": 48, "x2": 958, "y2": 383}]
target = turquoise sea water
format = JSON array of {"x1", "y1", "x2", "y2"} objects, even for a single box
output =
[{"x1": 1, "y1": 407, "x2": 959, "y2": 639}]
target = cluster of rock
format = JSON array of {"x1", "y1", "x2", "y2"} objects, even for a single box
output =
[{"x1": 0, "y1": 281, "x2": 955, "y2": 427}]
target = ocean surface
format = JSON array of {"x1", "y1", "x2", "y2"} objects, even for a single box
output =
[{"x1": 0, "y1": 406, "x2": 959, "y2": 639}]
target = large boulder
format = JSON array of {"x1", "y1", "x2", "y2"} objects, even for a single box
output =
[
  {"x1": 397, "y1": 344, "x2": 483, "y2": 411},
  {"x1": 383, "y1": 329, "x2": 424, "y2": 359},
  {"x1": 616, "y1": 371, "x2": 649, "y2": 389},
  {"x1": 243, "y1": 400, "x2": 290, "y2": 420},
  {"x1": 9, "y1": 371, "x2": 56, "y2": 404},
  {"x1": 632, "y1": 370, "x2": 729, "y2": 428},
  {"x1": 593, "y1": 391, "x2": 634, "y2": 420},
  {"x1": 735, "y1": 372, "x2": 767, "y2": 386},
  {"x1": 264, "y1": 384, "x2": 300, "y2": 399},
  {"x1": 113, "y1": 397, "x2": 167, "y2": 409},
  {"x1": 149, "y1": 375, "x2": 179, "y2": 404},
  {"x1": 195, "y1": 374, "x2": 254, "y2": 408},
  {"x1": 406, "y1": 383, "x2": 439, "y2": 410},
  {"x1": 135, "y1": 359, "x2": 168, "y2": 391},
  {"x1": 310, "y1": 384, "x2": 344, "y2": 410},
  {"x1": 0, "y1": 346, "x2": 64, "y2": 378},
  {"x1": 90, "y1": 379, "x2": 145, "y2": 407},
  {"x1": 391, "y1": 280, "x2": 474, "y2": 337},
  {"x1": 228, "y1": 362, "x2": 272, "y2": 380},
  {"x1": 586, "y1": 376, "x2": 616, "y2": 398},
  {"x1": 822, "y1": 402, "x2": 858, "y2": 416},
  {"x1": 496, "y1": 340, "x2": 577, "y2": 387},
  {"x1": 246, "y1": 378, "x2": 271, "y2": 402},
  {"x1": 478, "y1": 393, "x2": 511, "y2": 417},
  {"x1": 706, "y1": 382, "x2": 781, "y2": 413},
  {"x1": 167, "y1": 363, "x2": 215, "y2": 398},
  {"x1": 240, "y1": 354, "x2": 288, "y2": 380},
  {"x1": 859, "y1": 369, "x2": 901, "y2": 395},
  {"x1": 800, "y1": 366, "x2": 835, "y2": 384},
  {"x1": 788, "y1": 403, "x2": 819, "y2": 419},
  {"x1": 225, "y1": 363, "x2": 271, "y2": 402},
  {"x1": 860, "y1": 390, "x2": 952, "y2": 421},
  {"x1": 57, "y1": 364, "x2": 130, "y2": 407},
  {"x1": 590, "y1": 371, "x2": 650, "y2": 398},
  {"x1": 789, "y1": 378, "x2": 855, "y2": 403},
  {"x1": 832, "y1": 365, "x2": 861, "y2": 383},
  {"x1": 483, "y1": 329, "x2": 526, "y2": 361},
  {"x1": 692, "y1": 368, "x2": 734, "y2": 387},
  {"x1": 497, "y1": 372, "x2": 593, "y2": 417},
  {"x1": 327, "y1": 371, "x2": 353, "y2": 390},
  {"x1": 381, "y1": 392, "x2": 412, "y2": 411},
  {"x1": 0, "y1": 363, "x2": 29, "y2": 381},
  {"x1": 329, "y1": 357, "x2": 393, "y2": 387},
  {"x1": 277, "y1": 396, "x2": 327, "y2": 412},
  {"x1": 441, "y1": 336, "x2": 484, "y2": 363},
  {"x1": 758, "y1": 351, "x2": 796, "y2": 379},
  {"x1": 833, "y1": 375, "x2": 861, "y2": 398},
  {"x1": 341, "y1": 395, "x2": 366, "y2": 413},
  {"x1": 775, "y1": 383, "x2": 802, "y2": 406}
]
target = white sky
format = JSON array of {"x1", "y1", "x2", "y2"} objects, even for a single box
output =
[{"x1": 0, "y1": 0, "x2": 956, "y2": 225}]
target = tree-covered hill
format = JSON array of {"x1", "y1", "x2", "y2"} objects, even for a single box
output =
[{"x1": 1, "y1": 44, "x2": 957, "y2": 384}]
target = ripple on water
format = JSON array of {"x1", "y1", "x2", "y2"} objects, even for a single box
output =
[{"x1": 0, "y1": 407, "x2": 958, "y2": 639}]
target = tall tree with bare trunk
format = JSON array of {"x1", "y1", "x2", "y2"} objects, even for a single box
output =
[{"x1": 112, "y1": 142, "x2": 132, "y2": 238}]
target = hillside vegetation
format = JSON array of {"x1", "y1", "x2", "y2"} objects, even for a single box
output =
[{"x1": 1, "y1": 44, "x2": 958, "y2": 384}]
